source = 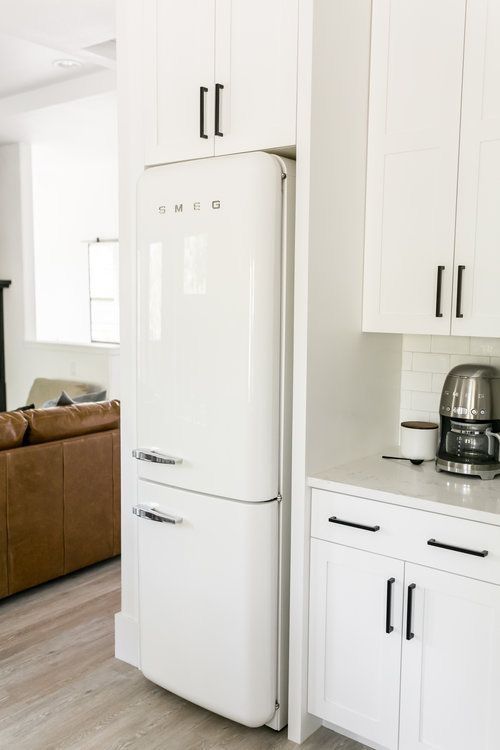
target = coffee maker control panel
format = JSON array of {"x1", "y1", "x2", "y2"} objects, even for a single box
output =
[
  {"x1": 439, "y1": 370, "x2": 500, "y2": 422},
  {"x1": 440, "y1": 403, "x2": 490, "y2": 419}
]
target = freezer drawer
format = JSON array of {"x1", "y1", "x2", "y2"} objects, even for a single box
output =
[{"x1": 136, "y1": 480, "x2": 280, "y2": 727}]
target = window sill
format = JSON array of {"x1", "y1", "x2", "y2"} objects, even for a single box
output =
[{"x1": 24, "y1": 340, "x2": 120, "y2": 354}]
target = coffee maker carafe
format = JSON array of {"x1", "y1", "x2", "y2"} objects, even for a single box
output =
[{"x1": 436, "y1": 364, "x2": 500, "y2": 480}]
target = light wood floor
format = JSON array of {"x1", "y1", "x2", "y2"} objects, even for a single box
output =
[{"x1": 0, "y1": 558, "x2": 367, "y2": 750}]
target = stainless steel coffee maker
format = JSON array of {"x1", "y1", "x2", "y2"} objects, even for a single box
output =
[{"x1": 436, "y1": 364, "x2": 500, "y2": 480}]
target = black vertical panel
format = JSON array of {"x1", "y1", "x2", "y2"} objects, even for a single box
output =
[{"x1": 0, "y1": 281, "x2": 11, "y2": 413}]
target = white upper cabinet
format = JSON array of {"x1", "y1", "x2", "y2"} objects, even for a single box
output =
[
  {"x1": 143, "y1": 0, "x2": 298, "y2": 166},
  {"x1": 143, "y1": 0, "x2": 216, "y2": 166},
  {"x1": 399, "y1": 563, "x2": 500, "y2": 750},
  {"x1": 214, "y1": 0, "x2": 298, "y2": 156},
  {"x1": 453, "y1": 0, "x2": 500, "y2": 337},
  {"x1": 363, "y1": 0, "x2": 466, "y2": 335}
]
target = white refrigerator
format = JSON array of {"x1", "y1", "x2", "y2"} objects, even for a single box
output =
[{"x1": 133, "y1": 151, "x2": 294, "y2": 729}]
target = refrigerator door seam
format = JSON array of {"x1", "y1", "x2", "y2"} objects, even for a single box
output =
[{"x1": 137, "y1": 476, "x2": 281, "y2": 505}]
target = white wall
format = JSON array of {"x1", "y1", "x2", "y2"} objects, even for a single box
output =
[{"x1": 31, "y1": 92, "x2": 118, "y2": 343}]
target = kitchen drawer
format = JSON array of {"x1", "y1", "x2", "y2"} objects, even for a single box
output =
[{"x1": 311, "y1": 489, "x2": 500, "y2": 585}]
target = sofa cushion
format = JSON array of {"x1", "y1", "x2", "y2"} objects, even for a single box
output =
[
  {"x1": 0, "y1": 454, "x2": 7, "y2": 598},
  {"x1": 25, "y1": 400, "x2": 120, "y2": 445},
  {"x1": 7, "y1": 443, "x2": 64, "y2": 594},
  {"x1": 0, "y1": 411, "x2": 28, "y2": 451},
  {"x1": 63, "y1": 432, "x2": 114, "y2": 574}
]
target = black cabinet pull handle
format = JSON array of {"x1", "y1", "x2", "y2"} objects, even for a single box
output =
[
  {"x1": 328, "y1": 516, "x2": 380, "y2": 532},
  {"x1": 199, "y1": 86, "x2": 208, "y2": 139},
  {"x1": 386, "y1": 578, "x2": 395, "y2": 634},
  {"x1": 215, "y1": 83, "x2": 224, "y2": 137},
  {"x1": 427, "y1": 539, "x2": 488, "y2": 558},
  {"x1": 456, "y1": 265, "x2": 465, "y2": 318},
  {"x1": 406, "y1": 583, "x2": 416, "y2": 641},
  {"x1": 435, "y1": 265, "x2": 445, "y2": 318}
]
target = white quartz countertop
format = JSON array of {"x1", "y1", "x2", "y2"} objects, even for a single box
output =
[{"x1": 309, "y1": 451, "x2": 500, "y2": 526}]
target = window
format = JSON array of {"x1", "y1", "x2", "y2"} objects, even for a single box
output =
[{"x1": 88, "y1": 240, "x2": 119, "y2": 344}]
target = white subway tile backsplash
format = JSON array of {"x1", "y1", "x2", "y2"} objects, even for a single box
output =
[
  {"x1": 400, "y1": 390, "x2": 412, "y2": 409},
  {"x1": 431, "y1": 335, "x2": 469, "y2": 355},
  {"x1": 412, "y1": 352, "x2": 450, "y2": 374},
  {"x1": 431, "y1": 372, "x2": 447, "y2": 393},
  {"x1": 400, "y1": 334, "x2": 500, "y2": 426},
  {"x1": 401, "y1": 371, "x2": 432, "y2": 392},
  {"x1": 411, "y1": 390, "x2": 441, "y2": 413},
  {"x1": 402, "y1": 351, "x2": 413, "y2": 370},
  {"x1": 470, "y1": 338, "x2": 500, "y2": 357},
  {"x1": 450, "y1": 354, "x2": 490, "y2": 368},
  {"x1": 403, "y1": 335, "x2": 431, "y2": 353},
  {"x1": 401, "y1": 409, "x2": 430, "y2": 424}
]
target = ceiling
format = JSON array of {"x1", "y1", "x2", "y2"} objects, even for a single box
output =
[{"x1": 0, "y1": 0, "x2": 115, "y2": 100}]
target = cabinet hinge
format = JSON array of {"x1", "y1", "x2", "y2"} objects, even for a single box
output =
[
  {"x1": 275, "y1": 700, "x2": 280, "y2": 711},
  {"x1": 281, "y1": 172, "x2": 287, "y2": 180},
  {"x1": 277, "y1": 493, "x2": 283, "y2": 503}
]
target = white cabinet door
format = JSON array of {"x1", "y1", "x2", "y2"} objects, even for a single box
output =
[
  {"x1": 400, "y1": 563, "x2": 500, "y2": 750},
  {"x1": 214, "y1": 0, "x2": 298, "y2": 156},
  {"x1": 143, "y1": 0, "x2": 215, "y2": 165},
  {"x1": 308, "y1": 541, "x2": 404, "y2": 750},
  {"x1": 363, "y1": 0, "x2": 466, "y2": 334},
  {"x1": 452, "y1": 0, "x2": 500, "y2": 337}
]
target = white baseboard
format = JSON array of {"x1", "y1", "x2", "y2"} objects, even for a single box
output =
[{"x1": 114, "y1": 611, "x2": 140, "y2": 667}]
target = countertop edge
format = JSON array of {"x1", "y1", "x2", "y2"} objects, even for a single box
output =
[{"x1": 308, "y1": 475, "x2": 500, "y2": 528}]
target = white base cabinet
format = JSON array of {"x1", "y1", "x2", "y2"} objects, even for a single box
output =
[
  {"x1": 399, "y1": 564, "x2": 500, "y2": 750},
  {"x1": 309, "y1": 541, "x2": 403, "y2": 750},
  {"x1": 308, "y1": 489, "x2": 500, "y2": 750}
]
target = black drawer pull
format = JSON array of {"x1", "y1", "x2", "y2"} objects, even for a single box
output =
[
  {"x1": 215, "y1": 83, "x2": 224, "y2": 137},
  {"x1": 328, "y1": 516, "x2": 380, "y2": 532},
  {"x1": 427, "y1": 539, "x2": 488, "y2": 558},
  {"x1": 435, "y1": 265, "x2": 445, "y2": 318},
  {"x1": 456, "y1": 265, "x2": 465, "y2": 318},
  {"x1": 199, "y1": 86, "x2": 208, "y2": 139},
  {"x1": 386, "y1": 578, "x2": 395, "y2": 634},
  {"x1": 406, "y1": 583, "x2": 416, "y2": 641}
]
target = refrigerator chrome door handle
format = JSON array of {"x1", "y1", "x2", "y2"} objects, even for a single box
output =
[
  {"x1": 132, "y1": 504, "x2": 183, "y2": 525},
  {"x1": 132, "y1": 448, "x2": 183, "y2": 465}
]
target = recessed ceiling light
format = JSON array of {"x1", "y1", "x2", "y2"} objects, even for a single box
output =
[{"x1": 53, "y1": 58, "x2": 83, "y2": 69}]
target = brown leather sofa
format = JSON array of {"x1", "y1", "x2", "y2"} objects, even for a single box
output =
[{"x1": 0, "y1": 400, "x2": 120, "y2": 599}]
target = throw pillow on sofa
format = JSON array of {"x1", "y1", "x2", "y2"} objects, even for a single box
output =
[{"x1": 43, "y1": 389, "x2": 107, "y2": 408}]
